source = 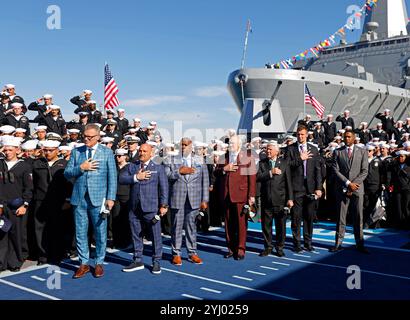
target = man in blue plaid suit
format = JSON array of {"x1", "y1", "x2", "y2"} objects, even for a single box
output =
[
  {"x1": 64, "y1": 124, "x2": 117, "y2": 279},
  {"x1": 165, "y1": 138, "x2": 209, "y2": 266},
  {"x1": 119, "y1": 143, "x2": 168, "y2": 274}
]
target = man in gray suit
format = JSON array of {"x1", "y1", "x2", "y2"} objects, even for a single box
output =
[
  {"x1": 330, "y1": 130, "x2": 369, "y2": 254},
  {"x1": 165, "y1": 138, "x2": 209, "y2": 266}
]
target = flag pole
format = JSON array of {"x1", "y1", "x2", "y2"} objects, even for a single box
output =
[
  {"x1": 240, "y1": 19, "x2": 251, "y2": 70},
  {"x1": 103, "y1": 61, "x2": 107, "y2": 117},
  {"x1": 303, "y1": 82, "x2": 306, "y2": 117}
]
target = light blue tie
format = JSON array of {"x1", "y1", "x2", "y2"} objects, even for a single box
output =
[{"x1": 270, "y1": 159, "x2": 276, "y2": 169}]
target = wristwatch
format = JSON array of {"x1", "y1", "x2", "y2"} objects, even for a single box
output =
[{"x1": 23, "y1": 202, "x2": 29, "y2": 208}]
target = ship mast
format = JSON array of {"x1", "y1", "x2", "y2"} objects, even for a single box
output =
[{"x1": 240, "y1": 19, "x2": 252, "y2": 69}]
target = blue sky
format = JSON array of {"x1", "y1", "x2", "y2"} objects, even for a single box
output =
[{"x1": 2, "y1": 0, "x2": 374, "y2": 138}]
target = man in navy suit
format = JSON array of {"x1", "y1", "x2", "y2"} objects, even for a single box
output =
[{"x1": 119, "y1": 144, "x2": 168, "y2": 274}]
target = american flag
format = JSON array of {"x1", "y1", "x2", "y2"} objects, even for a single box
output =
[
  {"x1": 304, "y1": 84, "x2": 325, "y2": 118},
  {"x1": 104, "y1": 63, "x2": 120, "y2": 110}
]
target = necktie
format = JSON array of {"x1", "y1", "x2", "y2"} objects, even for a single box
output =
[
  {"x1": 183, "y1": 158, "x2": 188, "y2": 167},
  {"x1": 88, "y1": 148, "x2": 92, "y2": 159},
  {"x1": 348, "y1": 147, "x2": 352, "y2": 159},
  {"x1": 141, "y1": 162, "x2": 145, "y2": 171},
  {"x1": 300, "y1": 145, "x2": 307, "y2": 178},
  {"x1": 269, "y1": 159, "x2": 276, "y2": 169}
]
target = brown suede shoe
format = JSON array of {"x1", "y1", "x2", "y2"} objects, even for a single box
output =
[
  {"x1": 171, "y1": 255, "x2": 182, "y2": 266},
  {"x1": 94, "y1": 264, "x2": 104, "y2": 278},
  {"x1": 73, "y1": 264, "x2": 90, "y2": 279}
]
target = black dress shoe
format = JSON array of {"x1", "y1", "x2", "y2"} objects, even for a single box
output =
[
  {"x1": 304, "y1": 246, "x2": 314, "y2": 252},
  {"x1": 259, "y1": 248, "x2": 272, "y2": 257},
  {"x1": 9, "y1": 267, "x2": 20, "y2": 272},
  {"x1": 329, "y1": 245, "x2": 343, "y2": 253},
  {"x1": 357, "y1": 246, "x2": 370, "y2": 254},
  {"x1": 224, "y1": 252, "x2": 234, "y2": 259},
  {"x1": 37, "y1": 261, "x2": 47, "y2": 266},
  {"x1": 293, "y1": 246, "x2": 303, "y2": 253},
  {"x1": 235, "y1": 254, "x2": 245, "y2": 260},
  {"x1": 276, "y1": 250, "x2": 285, "y2": 257}
]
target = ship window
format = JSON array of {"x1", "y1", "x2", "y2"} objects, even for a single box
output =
[
  {"x1": 346, "y1": 46, "x2": 356, "y2": 52},
  {"x1": 384, "y1": 40, "x2": 396, "y2": 45},
  {"x1": 371, "y1": 42, "x2": 382, "y2": 47},
  {"x1": 358, "y1": 44, "x2": 369, "y2": 49}
]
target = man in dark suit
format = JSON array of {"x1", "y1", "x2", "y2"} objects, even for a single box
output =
[
  {"x1": 330, "y1": 130, "x2": 369, "y2": 253},
  {"x1": 336, "y1": 110, "x2": 355, "y2": 130},
  {"x1": 356, "y1": 122, "x2": 372, "y2": 145},
  {"x1": 257, "y1": 142, "x2": 293, "y2": 257},
  {"x1": 285, "y1": 125, "x2": 322, "y2": 252},
  {"x1": 372, "y1": 123, "x2": 389, "y2": 142},
  {"x1": 215, "y1": 135, "x2": 256, "y2": 260},
  {"x1": 119, "y1": 143, "x2": 169, "y2": 274},
  {"x1": 376, "y1": 109, "x2": 395, "y2": 139}
]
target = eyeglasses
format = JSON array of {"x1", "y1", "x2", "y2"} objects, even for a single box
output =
[{"x1": 84, "y1": 135, "x2": 99, "y2": 140}]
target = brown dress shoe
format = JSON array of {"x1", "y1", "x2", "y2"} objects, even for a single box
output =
[
  {"x1": 94, "y1": 264, "x2": 104, "y2": 278},
  {"x1": 73, "y1": 264, "x2": 90, "y2": 279}
]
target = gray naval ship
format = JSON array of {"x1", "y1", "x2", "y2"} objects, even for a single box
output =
[{"x1": 228, "y1": 0, "x2": 410, "y2": 138}]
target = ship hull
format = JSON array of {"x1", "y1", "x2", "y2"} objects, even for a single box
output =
[{"x1": 228, "y1": 68, "x2": 410, "y2": 133}]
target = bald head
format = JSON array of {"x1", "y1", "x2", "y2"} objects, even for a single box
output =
[{"x1": 138, "y1": 143, "x2": 153, "y2": 162}]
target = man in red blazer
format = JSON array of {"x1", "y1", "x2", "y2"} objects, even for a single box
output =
[{"x1": 216, "y1": 135, "x2": 256, "y2": 260}]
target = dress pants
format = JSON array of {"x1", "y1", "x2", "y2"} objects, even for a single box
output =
[
  {"x1": 363, "y1": 189, "x2": 380, "y2": 224},
  {"x1": 73, "y1": 193, "x2": 107, "y2": 265},
  {"x1": 224, "y1": 199, "x2": 247, "y2": 255},
  {"x1": 171, "y1": 199, "x2": 199, "y2": 257},
  {"x1": 335, "y1": 193, "x2": 364, "y2": 247},
  {"x1": 291, "y1": 192, "x2": 317, "y2": 248},
  {"x1": 0, "y1": 207, "x2": 24, "y2": 270},
  {"x1": 129, "y1": 203, "x2": 162, "y2": 263},
  {"x1": 393, "y1": 191, "x2": 410, "y2": 229},
  {"x1": 262, "y1": 207, "x2": 286, "y2": 251}
]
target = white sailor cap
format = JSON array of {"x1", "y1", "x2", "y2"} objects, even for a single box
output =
[
  {"x1": 372, "y1": 137, "x2": 380, "y2": 142},
  {"x1": 128, "y1": 129, "x2": 137, "y2": 134},
  {"x1": 1, "y1": 92, "x2": 10, "y2": 97},
  {"x1": 397, "y1": 120, "x2": 404, "y2": 124},
  {"x1": 126, "y1": 136, "x2": 140, "y2": 143},
  {"x1": 67, "y1": 129, "x2": 80, "y2": 134},
  {"x1": 87, "y1": 100, "x2": 97, "y2": 105},
  {"x1": 345, "y1": 126, "x2": 353, "y2": 131},
  {"x1": 334, "y1": 136, "x2": 342, "y2": 140},
  {"x1": 35, "y1": 126, "x2": 48, "y2": 132},
  {"x1": 389, "y1": 139, "x2": 397, "y2": 143},
  {"x1": 361, "y1": 122, "x2": 368, "y2": 126},
  {"x1": 397, "y1": 150, "x2": 410, "y2": 156},
  {"x1": 43, "y1": 94, "x2": 53, "y2": 99},
  {"x1": 227, "y1": 129, "x2": 236, "y2": 135},
  {"x1": 46, "y1": 132, "x2": 62, "y2": 140},
  {"x1": 390, "y1": 144, "x2": 398, "y2": 148},
  {"x1": 338, "y1": 129, "x2": 345, "y2": 134},
  {"x1": 384, "y1": 109, "x2": 391, "y2": 113},
  {"x1": 212, "y1": 150, "x2": 226, "y2": 156},
  {"x1": 146, "y1": 141, "x2": 157, "y2": 147},
  {"x1": 403, "y1": 141, "x2": 410, "y2": 148},
  {"x1": 100, "y1": 131, "x2": 106, "y2": 136},
  {"x1": 315, "y1": 122, "x2": 322, "y2": 126},
  {"x1": 101, "y1": 137, "x2": 115, "y2": 144},
  {"x1": 381, "y1": 144, "x2": 390, "y2": 149},
  {"x1": 21, "y1": 140, "x2": 39, "y2": 150},
  {"x1": 164, "y1": 143, "x2": 175, "y2": 148},
  {"x1": 14, "y1": 128, "x2": 26, "y2": 134},
  {"x1": 193, "y1": 141, "x2": 208, "y2": 148},
  {"x1": 11, "y1": 102, "x2": 23, "y2": 108},
  {"x1": 267, "y1": 140, "x2": 279, "y2": 147},
  {"x1": 133, "y1": 118, "x2": 141, "y2": 122},
  {"x1": 1, "y1": 136, "x2": 20, "y2": 147},
  {"x1": 251, "y1": 137, "x2": 262, "y2": 143},
  {"x1": 74, "y1": 142, "x2": 85, "y2": 148},
  {"x1": 106, "y1": 119, "x2": 117, "y2": 125},
  {"x1": 308, "y1": 131, "x2": 314, "y2": 135},
  {"x1": 147, "y1": 125, "x2": 155, "y2": 130},
  {"x1": 327, "y1": 114, "x2": 334, "y2": 118},
  {"x1": 402, "y1": 133, "x2": 410, "y2": 137},
  {"x1": 59, "y1": 145, "x2": 73, "y2": 151},
  {"x1": 83, "y1": 90, "x2": 93, "y2": 95},
  {"x1": 221, "y1": 143, "x2": 229, "y2": 149},
  {"x1": 149, "y1": 121, "x2": 157, "y2": 126},
  {"x1": 5, "y1": 84, "x2": 15, "y2": 89},
  {"x1": 0, "y1": 125, "x2": 16, "y2": 134},
  {"x1": 355, "y1": 137, "x2": 361, "y2": 141},
  {"x1": 406, "y1": 118, "x2": 410, "y2": 121},
  {"x1": 305, "y1": 114, "x2": 311, "y2": 118},
  {"x1": 115, "y1": 148, "x2": 128, "y2": 156},
  {"x1": 117, "y1": 108, "x2": 125, "y2": 112},
  {"x1": 49, "y1": 105, "x2": 60, "y2": 110},
  {"x1": 40, "y1": 140, "x2": 61, "y2": 148},
  {"x1": 377, "y1": 123, "x2": 383, "y2": 127},
  {"x1": 344, "y1": 110, "x2": 350, "y2": 113},
  {"x1": 91, "y1": 123, "x2": 102, "y2": 128}
]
